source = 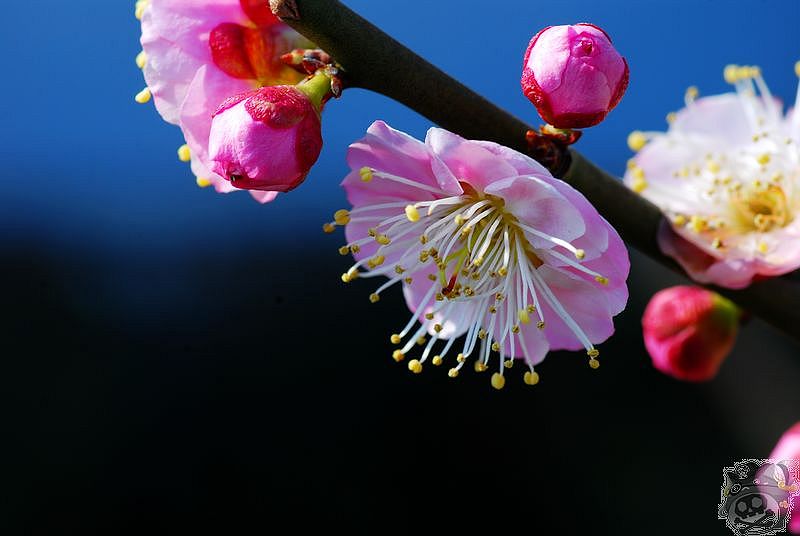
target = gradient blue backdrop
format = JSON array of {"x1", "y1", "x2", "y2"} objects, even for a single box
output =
[{"x1": 3, "y1": 1, "x2": 800, "y2": 533}]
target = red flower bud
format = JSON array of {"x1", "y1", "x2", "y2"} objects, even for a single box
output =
[
  {"x1": 208, "y1": 83, "x2": 323, "y2": 192},
  {"x1": 521, "y1": 24, "x2": 629, "y2": 129},
  {"x1": 642, "y1": 286, "x2": 741, "y2": 382}
]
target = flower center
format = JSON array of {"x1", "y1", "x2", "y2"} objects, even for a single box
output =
[{"x1": 732, "y1": 185, "x2": 791, "y2": 232}]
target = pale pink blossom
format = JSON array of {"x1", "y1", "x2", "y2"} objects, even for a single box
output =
[
  {"x1": 625, "y1": 65, "x2": 800, "y2": 288},
  {"x1": 521, "y1": 24, "x2": 629, "y2": 129},
  {"x1": 137, "y1": 0, "x2": 308, "y2": 202},
  {"x1": 642, "y1": 286, "x2": 740, "y2": 382},
  {"x1": 332, "y1": 121, "x2": 629, "y2": 388}
]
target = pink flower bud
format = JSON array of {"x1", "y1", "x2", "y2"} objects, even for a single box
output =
[
  {"x1": 768, "y1": 423, "x2": 800, "y2": 534},
  {"x1": 642, "y1": 286, "x2": 741, "y2": 382},
  {"x1": 208, "y1": 84, "x2": 323, "y2": 192},
  {"x1": 521, "y1": 24, "x2": 629, "y2": 129}
]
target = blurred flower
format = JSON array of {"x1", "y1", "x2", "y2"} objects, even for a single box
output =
[
  {"x1": 330, "y1": 121, "x2": 629, "y2": 388},
  {"x1": 642, "y1": 286, "x2": 741, "y2": 382},
  {"x1": 624, "y1": 64, "x2": 800, "y2": 288},
  {"x1": 136, "y1": 0, "x2": 309, "y2": 202},
  {"x1": 521, "y1": 23, "x2": 629, "y2": 129},
  {"x1": 768, "y1": 422, "x2": 800, "y2": 534},
  {"x1": 209, "y1": 77, "x2": 326, "y2": 192}
]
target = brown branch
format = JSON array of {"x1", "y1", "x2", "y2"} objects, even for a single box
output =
[{"x1": 271, "y1": 0, "x2": 800, "y2": 341}]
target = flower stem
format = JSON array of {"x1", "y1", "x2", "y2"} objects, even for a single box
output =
[{"x1": 270, "y1": 0, "x2": 800, "y2": 342}]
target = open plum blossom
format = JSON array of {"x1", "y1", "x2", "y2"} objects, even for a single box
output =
[
  {"x1": 624, "y1": 64, "x2": 800, "y2": 288},
  {"x1": 521, "y1": 24, "x2": 629, "y2": 129},
  {"x1": 331, "y1": 121, "x2": 629, "y2": 388},
  {"x1": 136, "y1": 0, "x2": 309, "y2": 202}
]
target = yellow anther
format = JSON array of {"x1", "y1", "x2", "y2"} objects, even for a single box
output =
[
  {"x1": 523, "y1": 371, "x2": 540, "y2": 385},
  {"x1": 456, "y1": 353, "x2": 465, "y2": 363},
  {"x1": 322, "y1": 223, "x2": 336, "y2": 234},
  {"x1": 394, "y1": 265, "x2": 405, "y2": 275},
  {"x1": 419, "y1": 235, "x2": 428, "y2": 244},
  {"x1": 432, "y1": 355, "x2": 443, "y2": 366},
  {"x1": 511, "y1": 325, "x2": 520, "y2": 334},
  {"x1": 795, "y1": 61, "x2": 800, "y2": 78},
  {"x1": 367, "y1": 227, "x2": 377, "y2": 237},
  {"x1": 491, "y1": 373, "x2": 505, "y2": 390},
  {"x1": 587, "y1": 348, "x2": 600, "y2": 358},
  {"x1": 518, "y1": 309, "x2": 530, "y2": 324},
  {"x1": 454, "y1": 214, "x2": 465, "y2": 226},
  {"x1": 134, "y1": 87, "x2": 152, "y2": 104},
  {"x1": 338, "y1": 246, "x2": 350, "y2": 256},
  {"x1": 631, "y1": 166, "x2": 645, "y2": 181},
  {"x1": 392, "y1": 350, "x2": 405, "y2": 362},
  {"x1": 491, "y1": 342, "x2": 500, "y2": 352},
  {"x1": 498, "y1": 267, "x2": 508, "y2": 277},
  {"x1": 594, "y1": 276, "x2": 609, "y2": 285},
  {"x1": 757, "y1": 241, "x2": 769, "y2": 254},
  {"x1": 433, "y1": 324, "x2": 443, "y2": 333},
  {"x1": 177, "y1": 144, "x2": 191, "y2": 162},
  {"x1": 706, "y1": 160, "x2": 720, "y2": 174},
  {"x1": 369, "y1": 255, "x2": 385, "y2": 267},
  {"x1": 416, "y1": 336, "x2": 427, "y2": 346},
  {"x1": 351, "y1": 244, "x2": 361, "y2": 254},
  {"x1": 424, "y1": 312, "x2": 434, "y2": 320},
  {"x1": 627, "y1": 131, "x2": 647, "y2": 152},
  {"x1": 748, "y1": 66, "x2": 761, "y2": 77},
  {"x1": 666, "y1": 112, "x2": 677, "y2": 124},
  {"x1": 504, "y1": 359, "x2": 514, "y2": 369},
  {"x1": 477, "y1": 329, "x2": 487, "y2": 340},
  {"x1": 134, "y1": 0, "x2": 149, "y2": 20},
  {"x1": 435, "y1": 293, "x2": 444, "y2": 301},
  {"x1": 408, "y1": 359, "x2": 423, "y2": 374},
  {"x1": 685, "y1": 86, "x2": 699, "y2": 101},
  {"x1": 341, "y1": 272, "x2": 352, "y2": 283},
  {"x1": 536, "y1": 321, "x2": 545, "y2": 330},
  {"x1": 390, "y1": 334, "x2": 402, "y2": 345},
  {"x1": 427, "y1": 273, "x2": 437, "y2": 281},
  {"x1": 735, "y1": 65, "x2": 751, "y2": 80},
  {"x1": 135, "y1": 50, "x2": 147, "y2": 69},
  {"x1": 757, "y1": 153, "x2": 771, "y2": 165},
  {"x1": 724, "y1": 64, "x2": 739, "y2": 84},
  {"x1": 196, "y1": 176, "x2": 212, "y2": 188},
  {"x1": 688, "y1": 215, "x2": 707, "y2": 233},
  {"x1": 405, "y1": 204, "x2": 420, "y2": 222},
  {"x1": 488, "y1": 306, "x2": 497, "y2": 314},
  {"x1": 334, "y1": 209, "x2": 350, "y2": 225},
  {"x1": 472, "y1": 257, "x2": 483, "y2": 267},
  {"x1": 589, "y1": 358, "x2": 600, "y2": 369},
  {"x1": 375, "y1": 234, "x2": 391, "y2": 245},
  {"x1": 632, "y1": 176, "x2": 648, "y2": 194},
  {"x1": 711, "y1": 237, "x2": 723, "y2": 249},
  {"x1": 447, "y1": 368, "x2": 459, "y2": 378},
  {"x1": 359, "y1": 167, "x2": 373, "y2": 182},
  {"x1": 369, "y1": 293, "x2": 380, "y2": 303},
  {"x1": 575, "y1": 249, "x2": 586, "y2": 260},
  {"x1": 527, "y1": 304, "x2": 536, "y2": 313}
]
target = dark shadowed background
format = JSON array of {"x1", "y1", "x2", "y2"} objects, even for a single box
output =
[{"x1": 2, "y1": 0, "x2": 799, "y2": 534}]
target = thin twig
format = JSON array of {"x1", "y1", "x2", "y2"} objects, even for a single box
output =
[{"x1": 271, "y1": 0, "x2": 800, "y2": 341}]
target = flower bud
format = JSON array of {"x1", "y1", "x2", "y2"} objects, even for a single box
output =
[
  {"x1": 521, "y1": 23, "x2": 629, "y2": 129},
  {"x1": 768, "y1": 423, "x2": 800, "y2": 534},
  {"x1": 642, "y1": 286, "x2": 741, "y2": 382},
  {"x1": 208, "y1": 81, "x2": 324, "y2": 192}
]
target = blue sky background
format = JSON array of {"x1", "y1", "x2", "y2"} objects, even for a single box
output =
[{"x1": 2, "y1": 0, "x2": 798, "y2": 260}]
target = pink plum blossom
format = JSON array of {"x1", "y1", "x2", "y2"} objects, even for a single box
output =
[
  {"x1": 624, "y1": 65, "x2": 800, "y2": 288},
  {"x1": 767, "y1": 422, "x2": 800, "y2": 534},
  {"x1": 521, "y1": 24, "x2": 629, "y2": 129},
  {"x1": 209, "y1": 84, "x2": 322, "y2": 192},
  {"x1": 332, "y1": 121, "x2": 629, "y2": 388},
  {"x1": 138, "y1": 0, "x2": 309, "y2": 202},
  {"x1": 642, "y1": 286, "x2": 740, "y2": 382}
]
